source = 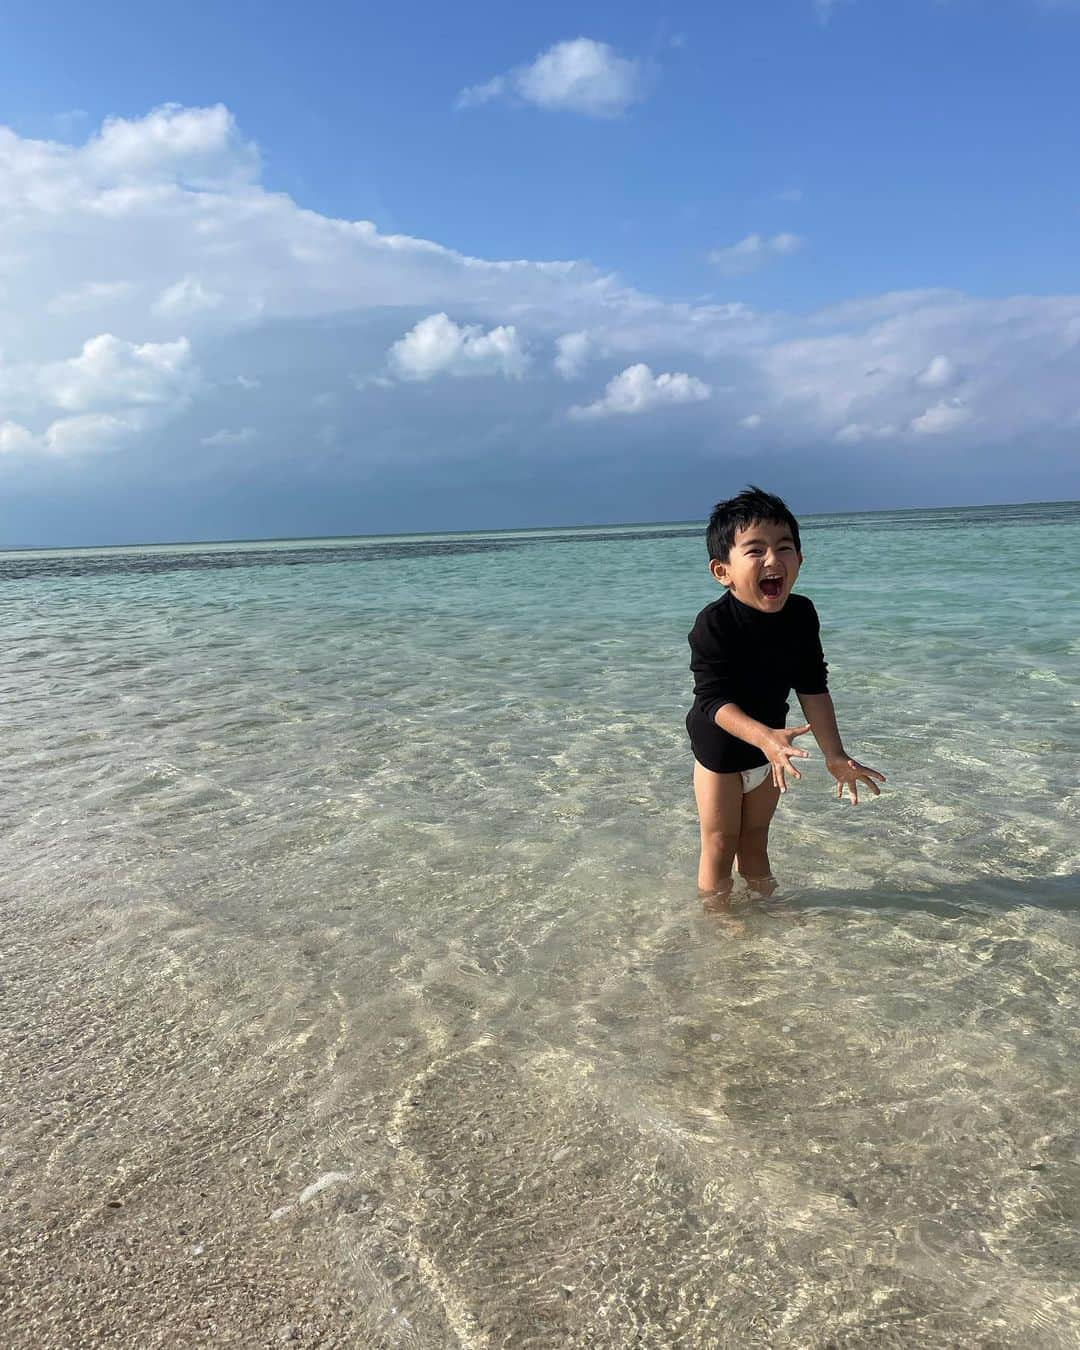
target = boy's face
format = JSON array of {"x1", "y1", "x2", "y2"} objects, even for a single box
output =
[{"x1": 710, "y1": 518, "x2": 802, "y2": 613}]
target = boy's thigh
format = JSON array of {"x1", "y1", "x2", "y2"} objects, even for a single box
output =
[
  {"x1": 739, "y1": 776, "x2": 781, "y2": 838},
  {"x1": 692, "y1": 760, "x2": 744, "y2": 837}
]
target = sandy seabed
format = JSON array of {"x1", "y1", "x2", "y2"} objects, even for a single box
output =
[{"x1": 4, "y1": 882, "x2": 1080, "y2": 1350}]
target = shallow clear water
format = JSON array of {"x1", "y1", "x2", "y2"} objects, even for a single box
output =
[{"x1": 1, "y1": 502, "x2": 1078, "y2": 1347}]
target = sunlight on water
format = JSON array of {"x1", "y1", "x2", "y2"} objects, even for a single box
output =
[{"x1": 1, "y1": 502, "x2": 1078, "y2": 1346}]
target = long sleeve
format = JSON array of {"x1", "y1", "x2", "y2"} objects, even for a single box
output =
[
  {"x1": 688, "y1": 612, "x2": 736, "y2": 725},
  {"x1": 792, "y1": 601, "x2": 829, "y2": 695}
]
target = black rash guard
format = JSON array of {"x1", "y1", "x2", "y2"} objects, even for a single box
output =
[{"x1": 686, "y1": 590, "x2": 829, "y2": 773}]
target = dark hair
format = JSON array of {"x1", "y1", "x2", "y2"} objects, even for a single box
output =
[{"x1": 706, "y1": 485, "x2": 801, "y2": 562}]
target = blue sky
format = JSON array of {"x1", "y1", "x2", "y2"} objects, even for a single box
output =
[{"x1": 1, "y1": 0, "x2": 1078, "y2": 544}]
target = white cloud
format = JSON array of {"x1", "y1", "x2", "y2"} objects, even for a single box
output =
[
  {"x1": 458, "y1": 38, "x2": 644, "y2": 118},
  {"x1": 709, "y1": 233, "x2": 804, "y2": 276},
  {"x1": 84, "y1": 103, "x2": 259, "y2": 186},
  {"x1": 739, "y1": 413, "x2": 762, "y2": 429},
  {"x1": 202, "y1": 426, "x2": 256, "y2": 446},
  {"x1": 0, "y1": 333, "x2": 194, "y2": 417},
  {"x1": 0, "y1": 331, "x2": 197, "y2": 456},
  {"x1": 569, "y1": 363, "x2": 711, "y2": 419},
  {"x1": 41, "y1": 410, "x2": 148, "y2": 456},
  {"x1": 456, "y1": 77, "x2": 507, "y2": 109},
  {"x1": 0, "y1": 421, "x2": 37, "y2": 454},
  {"x1": 387, "y1": 313, "x2": 528, "y2": 381},
  {"x1": 910, "y1": 399, "x2": 972, "y2": 436},
  {"x1": 915, "y1": 354, "x2": 958, "y2": 389},
  {"x1": 1, "y1": 410, "x2": 155, "y2": 458},
  {"x1": 0, "y1": 103, "x2": 1078, "y2": 492},
  {"x1": 835, "y1": 422, "x2": 897, "y2": 445},
  {"x1": 40, "y1": 334, "x2": 196, "y2": 412},
  {"x1": 553, "y1": 331, "x2": 590, "y2": 379},
  {"x1": 155, "y1": 276, "x2": 223, "y2": 317}
]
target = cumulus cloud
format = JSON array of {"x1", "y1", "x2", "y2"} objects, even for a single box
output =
[
  {"x1": 553, "y1": 331, "x2": 591, "y2": 379},
  {"x1": 569, "y1": 363, "x2": 711, "y2": 419},
  {"x1": 42, "y1": 410, "x2": 149, "y2": 456},
  {"x1": 709, "y1": 233, "x2": 804, "y2": 276},
  {"x1": 458, "y1": 38, "x2": 645, "y2": 118},
  {"x1": 739, "y1": 413, "x2": 762, "y2": 429},
  {"x1": 0, "y1": 421, "x2": 37, "y2": 454},
  {"x1": 1, "y1": 102, "x2": 1078, "y2": 509},
  {"x1": 83, "y1": 103, "x2": 259, "y2": 186},
  {"x1": 0, "y1": 331, "x2": 197, "y2": 456},
  {"x1": 155, "y1": 276, "x2": 223, "y2": 317},
  {"x1": 835, "y1": 422, "x2": 897, "y2": 445},
  {"x1": 387, "y1": 313, "x2": 528, "y2": 381},
  {"x1": 1, "y1": 409, "x2": 153, "y2": 458},
  {"x1": 910, "y1": 400, "x2": 972, "y2": 436},
  {"x1": 915, "y1": 354, "x2": 958, "y2": 389},
  {"x1": 0, "y1": 333, "x2": 196, "y2": 415},
  {"x1": 45, "y1": 334, "x2": 195, "y2": 411}
]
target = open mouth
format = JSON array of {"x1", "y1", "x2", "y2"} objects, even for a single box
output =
[{"x1": 760, "y1": 576, "x2": 784, "y2": 599}]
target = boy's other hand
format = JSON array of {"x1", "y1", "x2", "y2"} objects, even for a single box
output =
[
  {"x1": 827, "y1": 756, "x2": 886, "y2": 805},
  {"x1": 761, "y1": 724, "x2": 812, "y2": 793}
]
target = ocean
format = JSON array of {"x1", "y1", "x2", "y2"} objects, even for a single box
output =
[{"x1": 2, "y1": 500, "x2": 1078, "y2": 1347}]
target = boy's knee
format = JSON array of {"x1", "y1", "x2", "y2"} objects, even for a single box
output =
[
  {"x1": 737, "y1": 824, "x2": 770, "y2": 852},
  {"x1": 701, "y1": 827, "x2": 740, "y2": 856}
]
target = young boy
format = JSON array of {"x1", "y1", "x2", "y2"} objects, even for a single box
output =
[{"x1": 687, "y1": 486, "x2": 885, "y2": 902}]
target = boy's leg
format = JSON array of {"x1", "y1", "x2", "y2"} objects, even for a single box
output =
[
  {"x1": 693, "y1": 761, "x2": 744, "y2": 899},
  {"x1": 736, "y1": 776, "x2": 781, "y2": 895}
]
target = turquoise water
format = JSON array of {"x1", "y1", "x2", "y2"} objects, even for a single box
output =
[{"x1": 1, "y1": 501, "x2": 1078, "y2": 1346}]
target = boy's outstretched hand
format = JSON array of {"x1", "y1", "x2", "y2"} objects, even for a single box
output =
[
  {"x1": 826, "y1": 755, "x2": 886, "y2": 804},
  {"x1": 761, "y1": 723, "x2": 813, "y2": 793}
]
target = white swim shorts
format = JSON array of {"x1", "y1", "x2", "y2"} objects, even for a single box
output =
[{"x1": 740, "y1": 764, "x2": 772, "y2": 795}]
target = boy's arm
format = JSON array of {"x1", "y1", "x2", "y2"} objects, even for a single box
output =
[
  {"x1": 796, "y1": 690, "x2": 886, "y2": 804},
  {"x1": 795, "y1": 690, "x2": 845, "y2": 761}
]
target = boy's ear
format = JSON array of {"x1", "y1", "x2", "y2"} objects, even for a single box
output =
[{"x1": 708, "y1": 558, "x2": 730, "y2": 587}]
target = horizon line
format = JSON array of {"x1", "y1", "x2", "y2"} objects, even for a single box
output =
[{"x1": 2, "y1": 495, "x2": 1076, "y2": 555}]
